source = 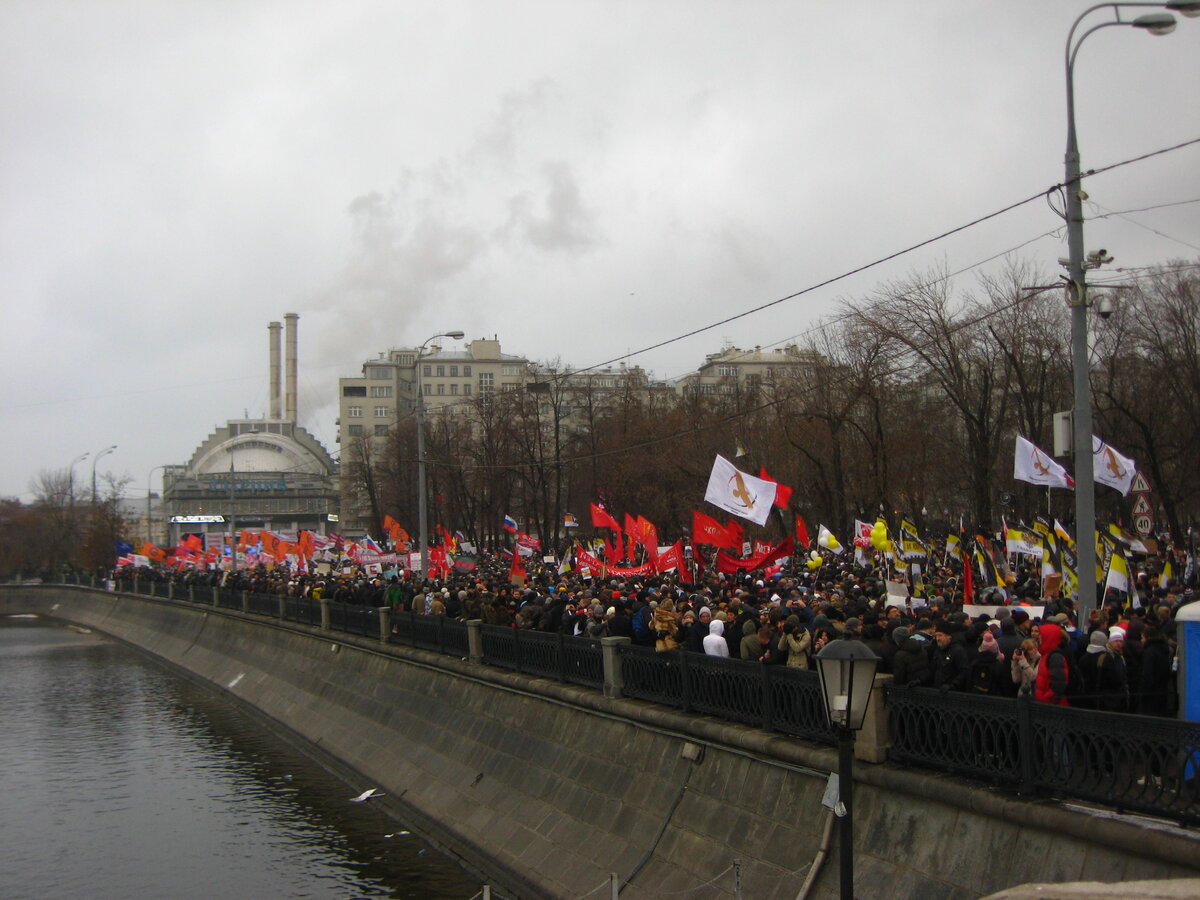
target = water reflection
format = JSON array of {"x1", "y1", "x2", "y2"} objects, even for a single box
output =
[{"x1": 0, "y1": 620, "x2": 482, "y2": 900}]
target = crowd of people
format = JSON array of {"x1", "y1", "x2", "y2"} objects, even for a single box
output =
[{"x1": 109, "y1": 544, "x2": 1193, "y2": 718}]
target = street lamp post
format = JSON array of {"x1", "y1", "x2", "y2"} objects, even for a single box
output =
[
  {"x1": 813, "y1": 640, "x2": 880, "y2": 900},
  {"x1": 1061, "y1": 1, "x2": 1198, "y2": 622},
  {"x1": 91, "y1": 445, "x2": 117, "y2": 504},
  {"x1": 415, "y1": 331, "x2": 465, "y2": 578}
]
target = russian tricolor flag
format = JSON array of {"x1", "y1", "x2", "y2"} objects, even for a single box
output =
[{"x1": 502, "y1": 515, "x2": 519, "y2": 533}]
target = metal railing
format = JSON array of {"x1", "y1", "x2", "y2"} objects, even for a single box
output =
[
  {"x1": 886, "y1": 683, "x2": 1200, "y2": 825},
  {"x1": 620, "y1": 647, "x2": 835, "y2": 744},
  {"x1": 389, "y1": 611, "x2": 470, "y2": 657},
  {"x1": 480, "y1": 627, "x2": 604, "y2": 689},
  {"x1": 55, "y1": 573, "x2": 1199, "y2": 825}
]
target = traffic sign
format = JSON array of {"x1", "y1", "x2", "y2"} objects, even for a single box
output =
[
  {"x1": 1132, "y1": 494, "x2": 1152, "y2": 515},
  {"x1": 1131, "y1": 471, "x2": 1152, "y2": 494},
  {"x1": 1134, "y1": 514, "x2": 1153, "y2": 537}
]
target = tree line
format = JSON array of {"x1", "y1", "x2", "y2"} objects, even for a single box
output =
[{"x1": 342, "y1": 257, "x2": 1200, "y2": 553}]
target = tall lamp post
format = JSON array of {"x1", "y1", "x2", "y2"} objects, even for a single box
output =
[
  {"x1": 415, "y1": 330, "x2": 464, "y2": 578},
  {"x1": 814, "y1": 640, "x2": 880, "y2": 900},
  {"x1": 1061, "y1": 1, "x2": 1198, "y2": 622},
  {"x1": 91, "y1": 445, "x2": 117, "y2": 503},
  {"x1": 68, "y1": 452, "x2": 89, "y2": 509}
]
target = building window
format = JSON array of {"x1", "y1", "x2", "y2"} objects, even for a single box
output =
[
  {"x1": 502, "y1": 382, "x2": 518, "y2": 392},
  {"x1": 347, "y1": 406, "x2": 363, "y2": 417},
  {"x1": 369, "y1": 385, "x2": 393, "y2": 398},
  {"x1": 397, "y1": 354, "x2": 414, "y2": 366},
  {"x1": 463, "y1": 365, "x2": 472, "y2": 377},
  {"x1": 437, "y1": 383, "x2": 445, "y2": 395},
  {"x1": 348, "y1": 425, "x2": 364, "y2": 436},
  {"x1": 373, "y1": 406, "x2": 390, "y2": 418},
  {"x1": 423, "y1": 365, "x2": 432, "y2": 377},
  {"x1": 449, "y1": 365, "x2": 458, "y2": 376},
  {"x1": 436, "y1": 365, "x2": 445, "y2": 377},
  {"x1": 718, "y1": 365, "x2": 738, "y2": 377},
  {"x1": 450, "y1": 384, "x2": 458, "y2": 396},
  {"x1": 502, "y1": 365, "x2": 522, "y2": 376},
  {"x1": 343, "y1": 385, "x2": 367, "y2": 397},
  {"x1": 366, "y1": 366, "x2": 390, "y2": 379},
  {"x1": 479, "y1": 372, "x2": 494, "y2": 393},
  {"x1": 423, "y1": 383, "x2": 431, "y2": 396},
  {"x1": 374, "y1": 425, "x2": 389, "y2": 437},
  {"x1": 464, "y1": 384, "x2": 472, "y2": 396}
]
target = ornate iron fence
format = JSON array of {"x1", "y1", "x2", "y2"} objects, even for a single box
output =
[
  {"x1": 619, "y1": 647, "x2": 835, "y2": 744},
  {"x1": 48, "y1": 575, "x2": 1200, "y2": 825},
  {"x1": 388, "y1": 612, "x2": 470, "y2": 657},
  {"x1": 479, "y1": 627, "x2": 605, "y2": 689},
  {"x1": 886, "y1": 684, "x2": 1200, "y2": 825}
]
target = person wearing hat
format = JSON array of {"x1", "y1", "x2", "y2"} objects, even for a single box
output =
[{"x1": 931, "y1": 621, "x2": 970, "y2": 692}]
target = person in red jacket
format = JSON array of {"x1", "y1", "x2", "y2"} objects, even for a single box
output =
[{"x1": 1034, "y1": 622, "x2": 1072, "y2": 706}]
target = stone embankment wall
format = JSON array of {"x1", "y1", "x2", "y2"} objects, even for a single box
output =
[{"x1": 4, "y1": 585, "x2": 1198, "y2": 900}]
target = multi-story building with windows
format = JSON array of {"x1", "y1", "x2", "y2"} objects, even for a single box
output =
[
  {"x1": 336, "y1": 337, "x2": 532, "y2": 532},
  {"x1": 674, "y1": 344, "x2": 825, "y2": 397}
]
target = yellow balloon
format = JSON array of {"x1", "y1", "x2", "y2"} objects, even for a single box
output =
[{"x1": 807, "y1": 558, "x2": 821, "y2": 570}]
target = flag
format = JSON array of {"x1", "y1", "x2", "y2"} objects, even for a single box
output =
[
  {"x1": 655, "y1": 541, "x2": 684, "y2": 574},
  {"x1": 817, "y1": 524, "x2": 844, "y2": 555},
  {"x1": 1004, "y1": 520, "x2": 1043, "y2": 557},
  {"x1": 899, "y1": 518, "x2": 926, "y2": 561},
  {"x1": 503, "y1": 514, "x2": 519, "y2": 533},
  {"x1": 509, "y1": 546, "x2": 526, "y2": 581},
  {"x1": 715, "y1": 537, "x2": 794, "y2": 574},
  {"x1": 704, "y1": 455, "x2": 777, "y2": 526},
  {"x1": 759, "y1": 467, "x2": 793, "y2": 509},
  {"x1": 1092, "y1": 436, "x2": 1136, "y2": 496},
  {"x1": 1014, "y1": 435, "x2": 1074, "y2": 489},
  {"x1": 692, "y1": 510, "x2": 738, "y2": 550},
  {"x1": 796, "y1": 516, "x2": 811, "y2": 548},
  {"x1": 1159, "y1": 559, "x2": 1174, "y2": 590},
  {"x1": 362, "y1": 534, "x2": 383, "y2": 555},
  {"x1": 1104, "y1": 546, "x2": 1131, "y2": 595},
  {"x1": 734, "y1": 439, "x2": 747, "y2": 458},
  {"x1": 853, "y1": 520, "x2": 873, "y2": 549},
  {"x1": 589, "y1": 503, "x2": 621, "y2": 533},
  {"x1": 115, "y1": 540, "x2": 134, "y2": 556}
]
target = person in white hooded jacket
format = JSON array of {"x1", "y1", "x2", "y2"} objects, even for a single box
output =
[{"x1": 702, "y1": 619, "x2": 730, "y2": 657}]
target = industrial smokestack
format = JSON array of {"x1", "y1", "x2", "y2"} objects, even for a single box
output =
[
  {"x1": 284, "y1": 312, "x2": 298, "y2": 423},
  {"x1": 268, "y1": 321, "x2": 282, "y2": 420}
]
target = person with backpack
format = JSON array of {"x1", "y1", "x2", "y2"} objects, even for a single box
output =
[
  {"x1": 1034, "y1": 622, "x2": 1075, "y2": 706},
  {"x1": 967, "y1": 630, "x2": 1008, "y2": 696},
  {"x1": 630, "y1": 596, "x2": 655, "y2": 647}
]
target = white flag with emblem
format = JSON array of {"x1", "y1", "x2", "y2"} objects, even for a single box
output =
[
  {"x1": 704, "y1": 455, "x2": 777, "y2": 526},
  {"x1": 1013, "y1": 435, "x2": 1074, "y2": 489},
  {"x1": 1092, "y1": 436, "x2": 1136, "y2": 496}
]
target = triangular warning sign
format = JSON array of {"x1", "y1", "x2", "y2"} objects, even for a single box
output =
[
  {"x1": 1132, "y1": 494, "x2": 1152, "y2": 515},
  {"x1": 1130, "y1": 471, "x2": 1152, "y2": 494}
]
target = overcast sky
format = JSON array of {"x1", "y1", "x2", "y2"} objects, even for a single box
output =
[{"x1": 2, "y1": 1, "x2": 1197, "y2": 502}]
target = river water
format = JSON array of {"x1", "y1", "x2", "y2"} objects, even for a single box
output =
[{"x1": 0, "y1": 618, "x2": 484, "y2": 900}]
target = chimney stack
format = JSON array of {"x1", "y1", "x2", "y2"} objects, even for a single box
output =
[
  {"x1": 284, "y1": 312, "x2": 298, "y2": 423},
  {"x1": 268, "y1": 321, "x2": 282, "y2": 419}
]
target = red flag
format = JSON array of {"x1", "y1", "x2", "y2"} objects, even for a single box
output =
[
  {"x1": 960, "y1": 523, "x2": 974, "y2": 604},
  {"x1": 726, "y1": 519, "x2": 744, "y2": 554},
  {"x1": 635, "y1": 515, "x2": 660, "y2": 563},
  {"x1": 692, "y1": 510, "x2": 737, "y2": 550},
  {"x1": 590, "y1": 503, "x2": 621, "y2": 532},
  {"x1": 715, "y1": 537, "x2": 795, "y2": 574},
  {"x1": 759, "y1": 467, "x2": 793, "y2": 509},
  {"x1": 655, "y1": 541, "x2": 683, "y2": 574},
  {"x1": 510, "y1": 546, "x2": 526, "y2": 582},
  {"x1": 796, "y1": 516, "x2": 811, "y2": 548}
]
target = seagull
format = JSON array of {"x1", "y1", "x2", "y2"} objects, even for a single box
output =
[{"x1": 350, "y1": 788, "x2": 385, "y2": 802}]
